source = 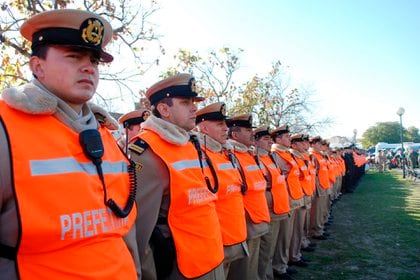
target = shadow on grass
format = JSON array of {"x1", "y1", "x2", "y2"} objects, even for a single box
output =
[{"x1": 293, "y1": 170, "x2": 420, "y2": 280}]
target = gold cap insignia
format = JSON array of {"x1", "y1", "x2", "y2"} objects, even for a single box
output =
[{"x1": 81, "y1": 18, "x2": 104, "y2": 46}]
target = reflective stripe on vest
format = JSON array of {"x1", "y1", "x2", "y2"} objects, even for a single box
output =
[
  {"x1": 206, "y1": 149, "x2": 247, "y2": 246},
  {"x1": 140, "y1": 130, "x2": 223, "y2": 278},
  {"x1": 293, "y1": 155, "x2": 314, "y2": 196},
  {"x1": 312, "y1": 152, "x2": 330, "y2": 189},
  {"x1": 272, "y1": 150, "x2": 304, "y2": 200},
  {"x1": 259, "y1": 155, "x2": 290, "y2": 215},
  {"x1": 30, "y1": 158, "x2": 127, "y2": 176},
  {"x1": 0, "y1": 101, "x2": 136, "y2": 279},
  {"x1": 302, "y1": 153, "x2": 317, "y2": 191},
  {"x1": 326, "y1": 157, "x2": 337, "y2": 183},
  {"x1": 234, "y1": 152, "x2": 270, "y2": 223}
]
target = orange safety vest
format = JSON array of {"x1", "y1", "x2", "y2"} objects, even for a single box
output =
[
  {"x1": 326, "y1": 156, "x2": 337, "y2": 184},
  {"x1": 258, "y1": 154, "x2": 290, "y2": 215},
  {"x1": 302, "y1": 153, "x2": 316, "y2": 191},
  {"x1": 271, "y1": 149, "x2": 304, "y2": 200},
  {"x1": 292, "y1": 153, "x2": 314, "y2": 196},
  {"x1": 234, "y1": 151, "x2": 270, "y2": 224},
  {"x1": 339, "y1": 156, "x2": 346, "y2": 175},
  {"x1": 0, "y1": 101, "x2": 137, "y2": 279},
  {"x1": 205, "y1": 148, "x2": 247, "y2": 246},
  {"x1": 311, "y1": 152, "x2": 330, "y2": 189},
  {"x1": 140, "y1": 130, "x2": 224, "y2": 278}
]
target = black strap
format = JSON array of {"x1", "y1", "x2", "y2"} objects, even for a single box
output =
[
  {"x1": 157, "y1": 216, "x2": 168, "y2": 225},
  {"x1": 189, "y1": 135, "x2": 219, "y2": 194},
  {"x1": 253, "y1": 153, "x2": 270, "y2": 184},
  {"x1": 227, "y1": 151, "x2": 248, "y2": 194},
  {"x1": 0, "y1": 243, "x2": 17, "y2": 260}
]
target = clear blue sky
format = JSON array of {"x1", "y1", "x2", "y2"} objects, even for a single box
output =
[{"x1": 149, "y1": 0, "x2": 420, "y2": 139}]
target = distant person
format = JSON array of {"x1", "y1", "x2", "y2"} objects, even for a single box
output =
[
  {"x1": 375, "y1": 150, "x2": 387, "y2": 172},
  {"x1": 118, "y1": 108, "x2": 150, "y2": 154},
  {"x1": 408, "y1": 148, "x2": 419, "y2": 169}
]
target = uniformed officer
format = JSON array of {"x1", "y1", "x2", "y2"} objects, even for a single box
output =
[
  {"x1": 308, "y1": 136, "x2": 331, "y2": 240},
  {"x1": 253, "y1": 126, "x2": 291, "y2": 280},
  {"x1": 129, "y1": 74, "x2": 225, "y2": 280},
  {"x1": 226, "y1": 114, "x2": 270, "y2": 280},
  {"x1": 299, "y1": 134, "x2": 318, "y2": 251},
  {"x1": 118, "y1": 108, "x2": 151, "y2": 154},
  {"x1": 290, "y1": 134, "x2": 316, "y2": 254},
  {"x1": 195, "y1": 102, "x2": 248, "y2": 278},
  {"x1": 270, "y1": 125, "x2": 307, "y2": 278},
  {"x1": 0, "y1": 9, "x2": 139, "y2": 279}
]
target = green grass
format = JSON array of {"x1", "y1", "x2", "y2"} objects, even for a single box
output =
[{"x1": 293, "y1": 170, "x2": 420, "y2": 280}]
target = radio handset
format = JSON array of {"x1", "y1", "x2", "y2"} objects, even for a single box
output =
[{"x1": 79, "y1": 129, "x2": 135, "y2": 218}]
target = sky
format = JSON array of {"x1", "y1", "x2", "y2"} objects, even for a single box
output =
[{"x1": 142, "y1": 0, "x2": 420, "y2": 139}]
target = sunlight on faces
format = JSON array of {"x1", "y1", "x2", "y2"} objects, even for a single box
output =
[
  {"x1": 233, "y1": 127, "x2": 255, "y2": 147},
  {"x1": 198, "y1": 120, "x2": 228, "y2": 144},
  {"x1": 30, "y1": 46, "x2": 99, "y2": 111},
  {"x1": 161, "y1": 97, "x2": 198, "y2": 131},
  {"x1": 274, "y1": 133, "x2": 291, "y2": 148},
  {"x1": 292, "y1": 141, "x2": 305, "y2": 152},
  {"x1": 255, "y1": 135, "x2": 273, "y2": 151}
]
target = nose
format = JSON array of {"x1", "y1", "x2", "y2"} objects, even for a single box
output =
[{"x1": 80, "y1": 56, "x2": 98, "y2": 74}]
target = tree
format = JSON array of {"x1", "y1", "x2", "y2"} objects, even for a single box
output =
[
  {"x1": 160, "y1": 48, "x2": 331, "y2": 135},
  {"x1": 360, "y1": 122, "x2": 404, "y2": 147},
  {"x1": 406, "y1": 126, "x2": 420, "y2": 143},
  {"x1": 1, "y1": 0, "x2": 162, "y2": 111}
]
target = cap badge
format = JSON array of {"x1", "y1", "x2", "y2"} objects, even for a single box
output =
[
  {"x1": 142, "y1": 111, "x2": 150, "y2": 120},
  {"x1": 190, "y1": 78, "x2": 197, "y2": 93},
  {"x1": 220, "y1": 103, "x2": 226, "y2": 116},
  {"x1": 81, "y1": 18, "x2": 104, "y2": 46}
]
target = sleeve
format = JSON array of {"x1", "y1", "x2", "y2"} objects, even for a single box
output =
[
  {"x1": 129, "y1": 144, "x2": 169, "y2": 271},
  {"x1": 0, "y1": 119, "x2": 19, "y2": 279}
]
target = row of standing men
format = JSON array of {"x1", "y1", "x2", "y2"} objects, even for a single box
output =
[
  {"x1": 120, "y1": 73, "x2": 367, "y2": 280},
  {"x1": 0, "y1": 9, "x2": 365, "y2": 279}
]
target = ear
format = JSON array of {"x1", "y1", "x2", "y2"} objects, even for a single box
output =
[
  {"x1": 156, "y1": 102, "x2": 170, "y2": 118},
  {"x1": 198, "y1": 123, "x2": 209, "y2": 134},
  {"x1": 231, "y1": 130, "x2": 239, "y2": 141},
  {"x1": 29, "y1": 56, "x2": 45, "y2": 80}
]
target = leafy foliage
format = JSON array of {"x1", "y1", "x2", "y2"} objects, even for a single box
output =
[
  {"x1": 161, "y1": 48, "x2": 332, "y2": 135},
  {"x1": 360, "y1": 122, "x2": 420, "y2": 147},
  {"x1": 0, "y1": 0, "x2": 162, "y2": 108}
]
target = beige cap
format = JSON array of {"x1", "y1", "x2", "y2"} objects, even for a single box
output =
[
  {"x1": 290, "y1": 133, "x2": 305, "y2": 142},
  {"x1": 196, "y1": 102, "x2": 228, "y2": 124},
  {"x1": 145, "y1": 73, "x2": 205, "y2": 105},
  {"x1": 253, "y1": 125, "x2": 270, "y2": 139},
  {"x1": 309, "y1": 136, "x2": 322, "y2": 144},
  {"x1": 226, "y1": 113, "x2": 254, "y2": 128},
  {"x1": 20, "y1": 9, "x2": 114, "y2": 62},
  {"x1": 118, "y1": 108, "x2": 151, "y2": 127},
  {"x1": 271, "y1": 124, "x2": 289, "y2": 138}
]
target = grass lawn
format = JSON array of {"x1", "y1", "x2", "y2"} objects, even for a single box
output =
[{"x1": 293, "y1": 170, "x2": 420, "y2": 280}]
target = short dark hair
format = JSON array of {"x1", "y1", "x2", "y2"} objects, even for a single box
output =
[
  {"x1": 152, "y1": 97, "x2": 173, "y2": 118},
  {"x1": 228, "y1": 126, "x2": 241, "y2": 138},
  {"x1": 31, "y1": 45, "x2": 50, "y2": 59}
]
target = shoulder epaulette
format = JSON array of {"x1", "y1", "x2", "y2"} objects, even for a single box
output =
[{"x1": 128, "y1": 138, "x2": 149, "y2": 155}]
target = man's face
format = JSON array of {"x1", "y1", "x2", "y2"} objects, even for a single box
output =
[
  {"x1": 311, "y1": 142, "x2": 322, "y2": 152},
  {"x1": 292, "y1": 141, "x2": 306, "y2": 152},
  {"x1": 274, "y1": 133, "x2": 291, "y2": 147},
  {"x1": 30, "y1": 46, "x2": 100, "y2": 111},
  {"x1": 166, "y1": 97, "x2": 198, "y2": 131},
  {"x1": 255, "y1": 135, "x2": 273, "y2": 151},
  {"x1": 127, "y1": 124, "x2": 141, "y2": 142},
  {"x1": 199, "y1": 120, "x2": 228, "y2": 144},
  {"x1": 233, "y1": 127, "x2": 254, "y2": 147},
  {"x1": 302, "y1": 141, "x2": 310, "y2": 151}
]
